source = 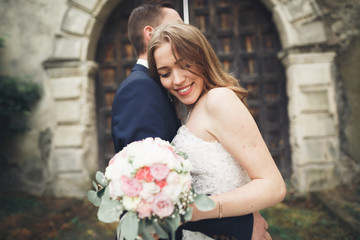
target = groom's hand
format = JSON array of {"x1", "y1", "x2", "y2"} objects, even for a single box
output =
[{"x1": 251, "y1": 211, "x2": 271, "y2": 240}]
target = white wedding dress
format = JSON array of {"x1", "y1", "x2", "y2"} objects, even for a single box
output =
[{"x1": 172, "y1": 125, "x2": 251, "y2": 240}]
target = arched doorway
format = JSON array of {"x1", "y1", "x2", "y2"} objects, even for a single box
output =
[{"x1": 95, "y1": 0, "x2": 291, "y2": 178}]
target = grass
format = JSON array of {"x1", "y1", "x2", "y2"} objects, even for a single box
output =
[{"x1": 261, "y1": 196, "x2": 357, "y2": 240}]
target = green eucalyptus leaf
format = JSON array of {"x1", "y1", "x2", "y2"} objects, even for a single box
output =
[
  {"x1": 92, "y1": 180, "x2": 99, "y2": 191},
  {"x1": 152, "y1": 219, "x2": 169, "y2": 239},
  {"x1": 194, "y1": 194, "x2": 216, "y2": 211},
  {"x1": 139, "y1": 219, "x2": 154, "y2": 240},
  {"x1": 184, "y1": 207, "x2": 193, "y2": 221},
  {"x1": 96, "y1": 171, "x2": 108, "y2": 187},
  {"x1": 173, "y1": 213, "x2": 181, "y2": 229},
  {"x1": 121, "y1": 211, "x2": 139, "y2": 240},
  {"x1": 159, "y1": 221, "x2": 170, "y2": 233},
  {"x1": 165, "y1": 214, "x2": 180, "y2": 240},
  {"x1": 164, "y1": 219, "x2": 176, "y2": 240},
  {"x1": 97, "y1": 187, "x2": 122, "y2": 223},
  {"x1": 116, "y1": 220, "x2": 122, "y2": 240},
  {"x1": 87, "y1": 190, "x2": 101, "y2": 207}
]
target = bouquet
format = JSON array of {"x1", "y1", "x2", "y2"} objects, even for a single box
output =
[{"x1": 88, "y1": 137, "x2": 215, "y2": 240}]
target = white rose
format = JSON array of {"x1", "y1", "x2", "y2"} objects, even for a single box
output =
[
  {"x1": 181, "y1": 159, "x2": 193, "y2": 172},
  {"x1": 179, "y1": 174, "x2": 192, "y2": 191},
  {"x1": 105, "y1": 159, "x2": 133, "y2": 180},
  {"x1": 132, "y1": 141, "x2": 177, "y2": 169},
  {"x1": 140, "y1": 182, "x2": 160, "y2": 202},
  {"x1": 162, "y1": 184, "x2": 182, "y2": 201},
  {"x1": 122, "y1": 196, "x2": 141, "y2": 211},
  {"x1": 166, "y1": 172, "x2": 180, "y2": 185},
  {"x1": 108, "y1": 178, "x2": 124, "y2": 199}
]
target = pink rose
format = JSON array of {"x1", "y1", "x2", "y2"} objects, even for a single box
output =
[
  {"x1": 137, "y1": 200, "x2": 153, "y2": 219},
  {"x1": 135, "y1": 167, "x2": 154, "y2": 182},
  {"x1": 152, "y1": 193, "x2": 174, "y2": 218},
  {"x1": 120, "y1": 175, "x2": 143, "y2": 197},
  {"x1": 150, "y1": 163, "x2": 170, "y2": 181}
]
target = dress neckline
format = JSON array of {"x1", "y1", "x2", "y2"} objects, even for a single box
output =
[{"x1": 180, "y1": 125, "x2": 221, "y2": 145}]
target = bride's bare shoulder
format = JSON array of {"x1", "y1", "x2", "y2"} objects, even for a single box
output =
[{"x1": 204, "y1": 87, "x2": 244, "y2": 114}]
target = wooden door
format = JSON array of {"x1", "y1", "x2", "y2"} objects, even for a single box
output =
[{"x1": 189, "y1": 0, "x2": 291, "y2": 178}]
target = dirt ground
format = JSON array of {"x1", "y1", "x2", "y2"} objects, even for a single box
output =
[{"x1": 0, "y1": 183, "x2": 359, "y2": 240}]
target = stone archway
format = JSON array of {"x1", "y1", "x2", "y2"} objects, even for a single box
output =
[
  {"x1": 261, "y1": 0, "x2": 340, "y2": 192},
  {"x1": 43, "y1": 0, "x2": 125, "y2": 197},
  {"x1": 44, "y1": 0, "x2": 340, "y2": 196}
]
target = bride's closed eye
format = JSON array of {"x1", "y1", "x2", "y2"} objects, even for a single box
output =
[{"x1": 159, "y1": 72, "x2": 171, "y2": 78}]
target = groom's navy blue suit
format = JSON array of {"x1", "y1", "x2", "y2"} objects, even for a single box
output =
[
  {"x1": 111, "y1": 64, "x2": 253, "y2": 240},
  {"x1": 112, "y1": 64, "x2": 180, "y2": 152}
]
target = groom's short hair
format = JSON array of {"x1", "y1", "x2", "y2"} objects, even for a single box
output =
[{"x1": 128, "y1": 1, "x2": 175, "y2": 57}]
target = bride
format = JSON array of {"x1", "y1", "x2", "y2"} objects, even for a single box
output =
[{"x1": 147, "y1": 22, "x2": 286, "y2": 240}]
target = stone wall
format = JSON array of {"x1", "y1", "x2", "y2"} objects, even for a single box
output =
[{"x1": 0, "y1": 0, "x2": 67, "y2": 195}]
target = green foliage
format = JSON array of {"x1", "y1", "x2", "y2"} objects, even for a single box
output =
[
  {"x1": 0, "y1": 37, "x2": 42, "y2": 165},
  {"x1": 0, "y1": 75, "x2": 41, "y2": 142},
  {"x1": 194, "y1": 193, "x2": 216, "y2": 211}
]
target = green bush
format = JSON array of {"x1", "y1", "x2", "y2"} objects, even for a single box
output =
[
  {"x1": 0, "y1": 38, "x2": 42, "y2": 144},
  {"x1": 0, "y1": 76, "x2": 41, "y2": 142}
]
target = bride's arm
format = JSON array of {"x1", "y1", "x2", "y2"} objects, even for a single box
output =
[{"x1": 191, "y1": 87, "x2": 286, "y2": 221}]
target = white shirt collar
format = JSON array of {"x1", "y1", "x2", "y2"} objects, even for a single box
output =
[{"x1": 136, "y1": 59, "x2": 149, "y2": 69}]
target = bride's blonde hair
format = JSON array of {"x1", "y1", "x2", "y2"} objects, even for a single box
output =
[{"x1": 148, "y1": 22, "x2": 247, "y2": 103}]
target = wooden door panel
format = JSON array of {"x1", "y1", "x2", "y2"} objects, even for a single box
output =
[{"x1": 190, "y1": 0, "x2": 291, "y2": 178}]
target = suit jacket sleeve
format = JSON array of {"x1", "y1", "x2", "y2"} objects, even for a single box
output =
[
  {"x1": 178, "y1": 214, "x2": 254, "y2": 240},
  {"x1": 112, "y1": 77, "x2": 172, "y2": 152}
]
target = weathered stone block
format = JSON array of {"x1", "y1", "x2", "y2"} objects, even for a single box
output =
[
  {"x1": 296, "y1": 20, "x2": 327, "y2": 45},
  {"x1": 54, "y1": 126, "x2": 85, "y2": 147},
  {"x1": 50, "y1": 77, "x2": 82, "y2": 99},
  {"x1": 294, "y1": 164, "x2": 338, "y2": 193},
  {"x1": 56, "y1": 100, "x2": 81, "y2": 123},
  {"x1": 53, "y1": 148, "x2": 83, "y2": 172},
  {"x1": 296, "y1": 138, "x2": 339, "y2": 165},
  {"x1": 70, "y1": 0, "x2": 100, "y2": 12},
  {"x1": 300, "y1": 89, "x2": 329, "y2": 113},
  {"x1": 295, "y1": 114, "x2": 336, "y2": 139},
  {"x1": 273, "y1": 1, "x2": 326, "y2": 48},
  {"x1": 283, "y1": 0, "x2": 315, "y2": 23},
  {"x1": 54, "y1": 172, "x2": 89, "y2": 198},
  {"x1": 62, "y1": 8, "x2": 92, "y2": 35},
  {"x1": 287, "y1": 63, "x2": 332, "y2": 85},
  {"x1": 286, "y1": 52, "x2": 335, "y2": 65},
  {"x1": 53, "y1": 36, "x2": 83, "y2": 59}
]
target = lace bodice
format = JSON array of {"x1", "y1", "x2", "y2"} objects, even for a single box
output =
[{"x1": 172, "y1": 126, "x2": 250, "y2": 239}]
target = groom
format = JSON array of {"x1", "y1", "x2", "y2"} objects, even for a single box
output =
[{"x1": 111, "y1": 2, "x2": 270, "y2": 239}]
